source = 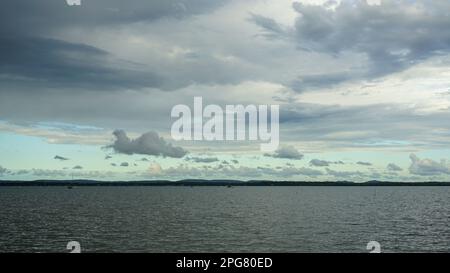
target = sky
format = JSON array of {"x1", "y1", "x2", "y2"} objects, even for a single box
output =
[{"x1": 1, "y1": 0, "x2": 450, "y2": 182}]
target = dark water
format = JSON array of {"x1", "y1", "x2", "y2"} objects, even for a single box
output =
[{"x1": 0, "y1": 186, "x2": 448, "y2": 253}]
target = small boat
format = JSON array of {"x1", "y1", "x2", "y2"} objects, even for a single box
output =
[
  {"x1": 227, "y1": 185, "x2": 232, "y2": 188},
  {"x1": 67, "y1": 186, "x2": 73, "y2": 189}
]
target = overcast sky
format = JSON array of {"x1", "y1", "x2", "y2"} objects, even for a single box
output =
[{"x1": 1, "y1": 0, "x2": 450, "y2": 181}]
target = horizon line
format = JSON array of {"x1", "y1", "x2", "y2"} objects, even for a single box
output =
[{"x1": 1, "y1": 179, "x2": 450, "y2": 186}]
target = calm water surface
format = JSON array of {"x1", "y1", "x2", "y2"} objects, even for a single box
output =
[{"x1": 0, "y1": 186, "x2": 448, "y2": 252}]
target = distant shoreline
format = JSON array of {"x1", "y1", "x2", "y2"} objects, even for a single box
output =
[{"x1": 0, "y1": 180, "x2": 449, "y2": 186}]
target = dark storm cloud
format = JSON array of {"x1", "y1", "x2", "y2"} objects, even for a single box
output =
[
  {"x1": 252, "y1": 0, "x2": 450, "y2": 90},
  {"x1": 54, "y1": 155, "x2": 69, "y2": 161},
  {"x1": 108, "y1": 130, "x2": 188, "y2": 158},
  {"x1": 409, "y1": 154, "x2": 450, "y2": 176},
  {"x1": 0, "y1": 37, "x2": 163, "y2": 91},
  {"x1": 0, "y1": 0, "x2": 227, "y2": 36},
  {"x1": 0, "y1": 0, "x2": 229, "y2": 92}
]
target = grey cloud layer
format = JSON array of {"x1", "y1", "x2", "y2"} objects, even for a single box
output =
[
  {"x1": 1, "y1": 0, "x2": 450, "y2": 182},
  {"x1": 3, "y1": 0, "x2": 450, "y2": 94},
  {"x1": 279, "y1": 102, "x2": 450, "y2": 150},
  {"x1": 3, "y1": 92, "x2": 450, "y2": 153},
  {"x1": 0, "y1": 0, "x2": 228, "y2": 92}
]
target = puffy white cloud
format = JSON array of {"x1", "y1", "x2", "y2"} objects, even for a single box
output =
[
  {"x1": 265, "y1": 145, "x2": 304, "y2": 160},
  {"x1": 409, "y1": 154, "x2": 450, "y2": 176},
  {"x1": 108, "y1": 130, "x2": 188, "y2": 158},
  {"x1": 309, "y1": 159, "x2": 330, "y2": 167},
  {"x1": 387, "y1": 163, "x2": 402, "y2": 172}
]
